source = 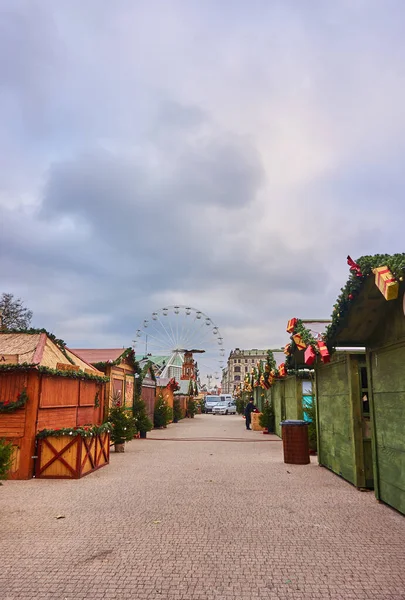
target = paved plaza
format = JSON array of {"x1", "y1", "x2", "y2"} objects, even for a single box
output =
[{"x1": 1, "y1": 414, "x2": 405, "y2": 600}]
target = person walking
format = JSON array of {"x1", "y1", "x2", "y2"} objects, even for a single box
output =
[{"x1": 244, "y1": 397, "x2": 256, "y2": 430}]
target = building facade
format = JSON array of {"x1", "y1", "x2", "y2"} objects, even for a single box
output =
[{"x1": 222, "y1": 348, "x2": 269, "y2": 393}]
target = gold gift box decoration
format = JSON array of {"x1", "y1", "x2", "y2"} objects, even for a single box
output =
[
  {"x1": 372, "y1": 266, "x2": 399, "y2": 301},
  {"x1": 292, "y1": 333, "x2": 306, "y2": 350}
]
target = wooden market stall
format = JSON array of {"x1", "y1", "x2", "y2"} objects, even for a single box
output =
[
  {"x1": 174, "y1": 379, "x2": 194, "y2": 417},
  {"x1": 138, "y1": 362, "x2": 157, "y2": 422},
  {"x1": 0, "y1": 331, "x2": 109, "y2": 479},
  {"x1": 71, "y1": 347, "x2": 137, "y2": 418},
  {"x1": 155, "y1": 377, "x2": 175, "y2": 412},
  {"x1": 280, "y1": 318, "x2": 331, "y2": 450},
  {"x1": 326, "y1": 253, "x2": 405, "y2": 514},
  {"x1": 155, "y1": 377, "x2": 182, "y2": 419},
  {"x1": 270, "y1": 375, "x2": 313, "y2": 437},
  {"x1": 285, "y1": 316, "x2": 374, "y2": 483}
]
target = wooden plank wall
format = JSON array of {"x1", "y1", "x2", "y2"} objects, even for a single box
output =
[
  {"x1": 37, "y1": 378, "x2": 104, "y2": 429},
  {"x1": 284, "y1": 376, "x2": 303, "y2": 421},
  {"x1": 142, "y1": 385, "x2": 156, "y2": 422},
  {"x1": 316, "y1": 355, "x2": 358, "y2": 485},
  {"x1": 0, "y1": 372, "x2": 28, "y2": 436},
  {"x1": 272, "y1": 380, "x2": 285, "y2": 438},
  {"x1": 2, "y1": 371, "x2": 41, "y2": 479},
  {"x1": 0, "y1": 372, "x2": 30, "y2": 478},
  {"x1": 370, "y1": 342, "x2": 405, "y2": 515},
  {"x1": 125, "y1": 376, "x2": 134, "y2": 409}
]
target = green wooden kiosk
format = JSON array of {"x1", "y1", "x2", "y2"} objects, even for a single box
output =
[
  {"x1": 315, "y1": 351, "x2": 373, "y2": 489},
  {"x1": 280, "y1": 320, "x2": 322, "y2": 441},
  {"x1": 326, "y1": 254, "x2": 405, "y2": 514}
]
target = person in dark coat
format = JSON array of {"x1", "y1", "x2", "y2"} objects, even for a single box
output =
[{"x1": 244, "y1": 397, "x2": 256, "y2": 430}]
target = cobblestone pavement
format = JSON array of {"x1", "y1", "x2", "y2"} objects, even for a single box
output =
[{"x1": 2, "y1": 414, "x2": 405, "y2": 600}]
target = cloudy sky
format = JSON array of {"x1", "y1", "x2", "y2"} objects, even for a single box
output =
[{"x1": 1, "y1": 1, "x2": 404, "y2": 376}]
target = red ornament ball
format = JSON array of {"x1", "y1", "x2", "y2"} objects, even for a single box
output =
[{"x1": 348, "y1": 294, "x2": 353, "y2": 300}]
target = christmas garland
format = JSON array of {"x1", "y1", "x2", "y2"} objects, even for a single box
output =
[
  {"x1": 292, "y1": 319, "x2": 317, "y2": 347},
  {"x1": 285, "y1": 320, "x2": 317, "y2": 373},
  {"x1": 38, "y1": 366, "x2": 109, "y2": 383},
  {"x1": 4, "y1": 328, "x2": 75, "y2": 365},
  {"x1": 325, "y1": 253, "x2": 405, "y2": 344},
  {"x1": 141, "y1": 360, "x2": 157, "y2": 382},
  {"x1": 0, "y1": 362, "x2": 109, "y2": 383},
  {"x1": 242, "y1": 350, "x2": 282, "y2": 391},
  {"x1": 36, "y1": 423, "x2": 112, "y2": 439},
  {"x1": 133, "y1": 360, "x2": 157, "y2": 406},
  {"x1": 92, "y1": 347, "x2": 136, "y2": 371},
  {"x1": 0, "y1": 388, "x2": 28, "y2": 413}
]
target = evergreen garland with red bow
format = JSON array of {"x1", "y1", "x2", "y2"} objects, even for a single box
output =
[{"x1": 0, "y1": 389, "x2": 28, "y2": 413}]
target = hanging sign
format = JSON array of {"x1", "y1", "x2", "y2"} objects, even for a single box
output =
[{"x1": 0, "y1": 354, "x2": 18, "y2": 364}]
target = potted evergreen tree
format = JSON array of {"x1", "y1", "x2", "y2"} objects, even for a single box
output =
[
  {"x1": 259, "y1": 400, "x2": 275, "y2": 434},
  {"x1": 132, "y1": 396, "x2": 153, "y2": 439},
  {"x1": 154, "y1": 392, "x2": 172, "y2": 428},
  {"x1": 186, "y1": 397, "x2": 197, "y2": 418},
  {"x1": 186, "y1": 380, "x2": 198, "y2": 418},
  {"x1": 173, "y1": 397, "x2": 182, "y2": 423},
  {"x1": 0, "y1": 438, "x2": 14, "y2": 484},
  {"x1": 108, "y1": 396, "x2": 137, "y2": 452}
]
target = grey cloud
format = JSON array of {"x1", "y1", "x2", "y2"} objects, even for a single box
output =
[{"x1": 2, "y1": 0, "x2": 405, "y2": 364}]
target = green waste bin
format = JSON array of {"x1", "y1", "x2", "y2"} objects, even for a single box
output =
[{"x1": 280, "y1": 420, "x2": 310, "y2": 465}]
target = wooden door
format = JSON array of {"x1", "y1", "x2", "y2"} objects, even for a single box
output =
[{"x1": 369, "y1": 343, "x2": 405, "y2": 514}]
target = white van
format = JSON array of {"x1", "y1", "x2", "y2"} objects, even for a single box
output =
[
  {"x1": 204, "y1": 395, "x2": 221, "y2": 413},
  {"x1": 219, "y1": 394, "x2": 233, "y2": 403}
]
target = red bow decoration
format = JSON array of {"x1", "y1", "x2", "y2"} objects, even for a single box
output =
[{"x1": 347, "y1": 256, "x2": 363, "y2": 277}]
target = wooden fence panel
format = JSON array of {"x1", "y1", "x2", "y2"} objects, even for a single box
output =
[
  {"x1": 96, "y1": 432, "x2": 110, "y2": 467},
  {"x1": 80, "y1": 435, "x2": 97, "y2": 475},
  {"x1": 36, "y1": 432, "x2": 110, "y2": 479}
]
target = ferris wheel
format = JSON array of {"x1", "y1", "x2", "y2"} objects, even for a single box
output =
[{"x1": 133, "y1": 305, "x2": 225, "y2": 385}]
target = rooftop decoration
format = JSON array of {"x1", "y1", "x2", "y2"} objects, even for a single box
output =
[
  {"x1": 325, "y1": 253, "x2": 405, "y2": 344},
  {"x1": 167, "y1": 377, "x2": 180, "y2": 392},
  {"x1": 284, "y1": 319, "x2": 319, "y2": 372}
]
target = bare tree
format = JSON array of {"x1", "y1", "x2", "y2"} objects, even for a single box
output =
[{"x1": 0, "y1": 293, "x2": 33, "y2": 330}]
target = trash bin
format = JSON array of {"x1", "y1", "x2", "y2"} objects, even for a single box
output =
[{"x1": 280, "y1": 420, "x2": 310, "y2": 465}]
